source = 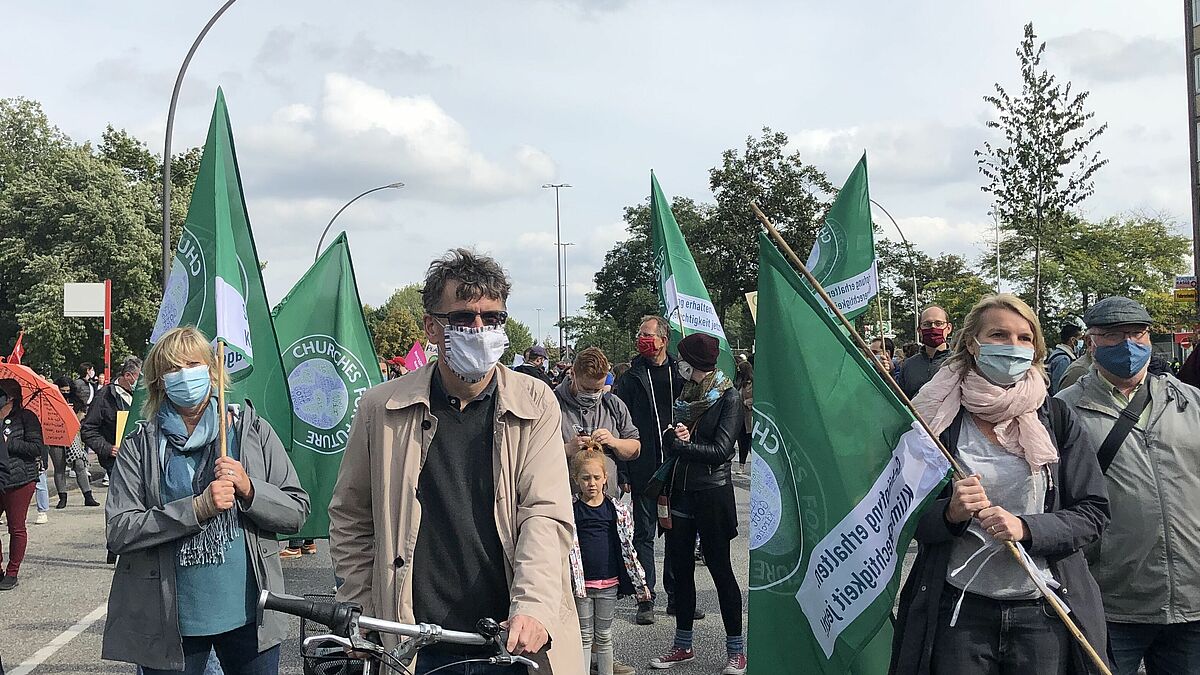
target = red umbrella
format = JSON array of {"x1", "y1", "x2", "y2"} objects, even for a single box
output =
[{"x1": 0, "y1": 362, "x2": 80, "y2": 447}]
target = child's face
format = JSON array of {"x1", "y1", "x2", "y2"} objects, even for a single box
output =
[{"x1": 576, "y1": 462, "x2": 607, "y2": 500}]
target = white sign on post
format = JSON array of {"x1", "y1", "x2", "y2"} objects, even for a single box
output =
[{"x1": 63, "y1": 283, "x2": 106, "y2": 317}]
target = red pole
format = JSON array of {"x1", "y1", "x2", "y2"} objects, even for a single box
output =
[{"x1": 104, "y1": 279, "x2": 112, "y2": 383}]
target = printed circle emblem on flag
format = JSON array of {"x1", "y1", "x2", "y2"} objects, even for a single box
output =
[
  {"x1": 748, "y1": 402, "x2": 827, "y2": 592},
  {"x1": 285, "y1": 335, "x2": 371, "y2": 456},
  {"x1": 151, "y1": 228, "x2": 206, "y2": 343},
  {"x1": 805, "y1": 218, "x2": 846, "y2": 285}
]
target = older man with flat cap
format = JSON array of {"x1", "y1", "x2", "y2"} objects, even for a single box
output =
[{"x1": 1056, "y1": 296, "x2": 1200, "y2": 675}]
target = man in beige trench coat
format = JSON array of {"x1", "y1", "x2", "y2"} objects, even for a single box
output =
[{"x1": 329, "y1": 248, "x2": 583, "y2": 675}]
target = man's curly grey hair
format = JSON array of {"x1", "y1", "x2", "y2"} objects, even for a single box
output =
[{"x1": 421, "y1": 248, "x2": 512, "y2": 313}]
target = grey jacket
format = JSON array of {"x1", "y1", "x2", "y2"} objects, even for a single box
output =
[
  {"x1": 101, "y1": 403, "x2": 309, "y2": 670},
  {"x1": 1056, "y1": 370, "x2": 1200, "y2": 624}
]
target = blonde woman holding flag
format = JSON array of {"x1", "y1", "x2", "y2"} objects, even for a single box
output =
[
  {"x1": 102, "y1": 326, "x2": 309, "y2": 674},
  {"x1": 890, "y1": 294, "x2": 1110, "y2": 674}
]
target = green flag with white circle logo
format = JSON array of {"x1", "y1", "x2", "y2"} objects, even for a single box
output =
[
  {"x1": 805, "y1": 153, "x2": 878, "y2": 321},
  {"x1": 272, "y1": 232, "x2": 382, "y2": 539},
  {"x1": 136, "y1": 88, "x2": 291, "y2": 450}
]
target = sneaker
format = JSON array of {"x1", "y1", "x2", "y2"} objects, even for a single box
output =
[
  {"x1": 0, "y1": 576, "x2": 17, "y2": 591},
  {"x1": 635, "y1": 601, "x2": 655, "y2": 625},
  {"x1": 34, "y1": 512, "x2": 48, "y2": 525},
  {"x1": 722, "y1": 653, "x2": 747, "y2": 675},
  {"x1": 301, "y1": 543, "x2": 319, "y2": 555},
  {"x1": 99, "y1": 476, "x2": 110, "y2": 487},
  {"x1": 280, "y1": 547, "x2": 303, "y2": 559},
  {"x1": 649, "y1": 647, "x2": 694, "y2": 669}
]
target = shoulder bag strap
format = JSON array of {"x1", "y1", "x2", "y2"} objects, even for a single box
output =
[{"x1": 1096, "y1": 383, "x2": 1151, "y2": 474}]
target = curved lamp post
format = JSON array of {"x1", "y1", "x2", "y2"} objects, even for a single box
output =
[
  {"x1": 315, "y1": 183, "x2": 405, "y2": 261},
  {"x1": 162, "y1": 0, "x2": 241, "y2": 285},
  {"x1": 869, "y1": 199, "x2": 920, "y2": 340}
]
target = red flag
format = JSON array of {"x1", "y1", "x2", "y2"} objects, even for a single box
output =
[
  {"x1": 402, "y1": 340, "x2": 427, "y2": 371},
  {"x1": 8, "y1": 331, "x2": 24, "y2": 364}
]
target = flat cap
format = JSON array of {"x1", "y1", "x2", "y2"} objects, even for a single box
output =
[{"x1": 1082, "y1": 296, "x2": 1152, "y2": 328}]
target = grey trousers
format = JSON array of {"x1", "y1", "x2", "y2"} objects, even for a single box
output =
[
  {"x1": 48, "y1": 445, "x2": 90, "y2": 495},
  {"x1": 576, "y1": 586, "x2": 618, "y2": 675}
]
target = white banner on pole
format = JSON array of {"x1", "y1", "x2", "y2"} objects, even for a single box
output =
[{"x1": 63, "y1": 283, "x2": 106, "y2": 317}]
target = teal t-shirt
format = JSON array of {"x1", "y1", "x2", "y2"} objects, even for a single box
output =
[{"x1": 163, "y1": 431, "x2": 256, "y2": 636}]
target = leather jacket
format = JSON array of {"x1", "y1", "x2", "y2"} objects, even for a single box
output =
[{"x1": 666, "y1": 387, "x2": 742, "y2": 493}]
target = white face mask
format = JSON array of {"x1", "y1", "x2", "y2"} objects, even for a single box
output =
[
  {"x1": 677, "y1": 360, "x2": 694, "y2": 382},
  {"x1": 442, "y1": 324, "x2": 510, "y2": 383}
]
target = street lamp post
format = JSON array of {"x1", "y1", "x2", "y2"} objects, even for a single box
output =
[
  {"x1": 162, "y1": 0, "x2": 240, "y2": 286},
  {"x1": 558, "y1": 242, "x2": 576, "y2": 320},
  {"x1": 536, "y1": 308, "x2": 543, "y2": 343},
  {"x1": 315, "y1": 183, "x2": 405, "y2": 261},
  {"x1": 542, "y1": 183, "x2": 572, "y2": 355},
  {"x1": 870, "y1": 199, "x2": 920, "y2": 340}
]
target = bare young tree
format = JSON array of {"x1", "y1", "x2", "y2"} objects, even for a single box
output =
[{"x1": 976, "y1": 22, "x2": 1107, "y2": 318}]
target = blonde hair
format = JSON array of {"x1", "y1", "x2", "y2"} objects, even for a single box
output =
[
  {"x1": 944, "y1": 294, "x2": 1047, "y2": 377},
  {"x1": 570, "y1": 447, "x2": 608, "y2": 479},
  {"x1": 141, "y1": 326, "x2": 227, "y2": 419}
]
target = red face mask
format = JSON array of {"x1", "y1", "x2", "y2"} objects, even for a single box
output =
[
  {"x1": 919, "y1": 327, "x2": 947, "y2": 348},
  {"x1": 636, "y1": 336, "x2": 661, "y2": 357}
]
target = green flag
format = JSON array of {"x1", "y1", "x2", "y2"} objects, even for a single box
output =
[
  {"x1": 649, "y1": 172, "x2": 735, "y2": 375},
  {"x1": 143, "y1": 88, "x2": 292, "y2": 449},
  {"x1": 805, "y1": 153, "x2": 878, "y2": 320},
  {"x1": 748, "y1": 233, "x2": 950, "y2": 672},
  {"x1": 271, "y1": 232, "x2": 382, "y2": 539}
]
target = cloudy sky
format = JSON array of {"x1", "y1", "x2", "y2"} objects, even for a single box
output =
[{"x1": 3, "y1": 1, "x2": 1192, "y2": 342}]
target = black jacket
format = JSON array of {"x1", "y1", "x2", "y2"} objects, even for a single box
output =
[
  {"x1": 666, "y1": 387, "x2": 742, "y2": 493},
  {"x1": 2, "y1": 406, "x2": 44, "y2": 490},
  {"x1": 612, "y1": 353, "x2": 685, "y2": 489},
  {"x1": 81, "y1": 383, "x2": 130, "y2": 463},
  {"x1": 513, "y1": 363, "x2": 553, "y2": 387},
  {"x1": 890, "y1": 398, "x2": 1111, "y2": 675}
]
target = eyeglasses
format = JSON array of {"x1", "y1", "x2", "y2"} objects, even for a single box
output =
[
  {"x1": 636, "y1": 332, "x2": 663, "y2": 340},
  {"x1": 919, "y1": 320, "x2": 948, "y2": 329},
  {"x1": 1090, "y1": 327, "x2": 1150, "y2": 344},
  {"x1": 431, "y1": 310, "x2": 509, "y2": 327}
]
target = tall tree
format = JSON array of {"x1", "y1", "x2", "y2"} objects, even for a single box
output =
[{"x1": 976, "y1": 22, "x2": 1107, "y2": 320}]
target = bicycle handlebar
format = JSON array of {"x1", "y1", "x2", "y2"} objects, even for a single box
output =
[{"x1": 258, "y1": 591, "x2": 488, "y2": 646}]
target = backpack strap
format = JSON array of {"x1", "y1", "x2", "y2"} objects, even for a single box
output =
[{"x1": 1096, "y1": 383, "x2": 1151, "y2": 474}]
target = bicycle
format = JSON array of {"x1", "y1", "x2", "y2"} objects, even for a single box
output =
[{"x1": 257, "y1": 590, "x2": 540, "y2": 675}]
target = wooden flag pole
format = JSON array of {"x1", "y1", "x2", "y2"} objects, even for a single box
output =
[
  {"x1": 217, "y1": 340, "x2": 227, "y2": 459},
  {"x1": 750, "y1": 202, "x2": 1111, "y2": 675}
]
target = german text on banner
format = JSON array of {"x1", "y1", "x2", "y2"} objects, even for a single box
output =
[{"x1": 748, "y1": 232, "x2": 950, "y2": 672}]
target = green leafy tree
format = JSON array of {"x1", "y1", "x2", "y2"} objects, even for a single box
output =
[
  {"x1": 502, "y1": 318, "x2": 534, "y2": 366},
  {"x1": 976, "y1": 22, "x2": 1107, "y2": 319},
  {"x1": 364, "y1": 285, "x2": 427, "y2": 359}
]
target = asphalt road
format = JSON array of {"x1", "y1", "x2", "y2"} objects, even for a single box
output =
[{"x1": 0, "y1": 469, "x2": 764, "y2": 675}]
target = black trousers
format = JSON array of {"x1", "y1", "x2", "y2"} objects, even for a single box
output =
[
  {"x1": 632, "y1": 491, "x2": 673, "y2": 604},
  {"x1": 932, "y1": 589, "x2": 1070, "y2": 675},
  {"x1": 664, "y1": 484, "x2": 742, "y2": 636}
]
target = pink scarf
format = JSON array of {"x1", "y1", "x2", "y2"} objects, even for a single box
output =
[{"x1": 911, "y1": 363, "x2": 1058, "y2": 468}]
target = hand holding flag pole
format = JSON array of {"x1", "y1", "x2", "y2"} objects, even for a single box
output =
[{"x1": 750, "y1": 202, "x2": 1111, "y2": 675}]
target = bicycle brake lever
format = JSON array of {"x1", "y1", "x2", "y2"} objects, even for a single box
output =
[{"x1": 491, "y1": 654, "x2": 539, "y2": 670}]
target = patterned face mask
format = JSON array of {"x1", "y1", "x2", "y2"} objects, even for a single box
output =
[{"x1": 442, "y1": 324, "x2": 510, "y2": 383}]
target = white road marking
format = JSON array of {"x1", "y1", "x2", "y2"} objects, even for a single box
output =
[{"x1": 10, "y1": 602, "x2": 107, "y2": 675}]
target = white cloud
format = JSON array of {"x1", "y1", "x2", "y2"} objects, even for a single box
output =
[
  {"x1": 790, "y1": 121, "x2": 979, "y2": 187},
  {"x1": 241, "y1": 74, "x2": 557, "y2": 204},
  {"x1": 881, "y1": 216, "x2": 996, "y2": 263},
  {"x1": 1047, "y1": 30, "x2": 1177, "y2": 83}
]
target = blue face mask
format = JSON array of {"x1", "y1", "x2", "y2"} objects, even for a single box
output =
[
  {"x1": 974, "y1": 341, "x2": 1035, "y2": 386},
  {"x1": 1094, "y1": 339, "x2": 1151, "y2": 379},
  {"x1": 163, "y1": 365, "x2": 212, "y2": 408}
]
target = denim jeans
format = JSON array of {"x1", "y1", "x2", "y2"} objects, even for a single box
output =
[
  {"x1": 413, "y1": 650, "x2": 525, "y2": 675},
  {"x1": 576, "y1": 586, "x2": 618, "y2": 675},
  {"x1": 35, "y1": 471, "x2": 49, "y2": 512},
  {"x1": 632, "y1": 492, "x2": 673, "y2": 605},
  {"x1": 140, "y1": 624, "x2": 276, "y2": 675},
  {"x1": 1109, "y1": 621, "x2": 1200, "y2": 675},
  {"x1": 931, "y1": 590, "x2": 1071, "y2": 674}
]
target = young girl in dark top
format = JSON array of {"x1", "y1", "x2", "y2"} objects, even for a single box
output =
[{"x1": 569, "y1": 447, "x2": 649, "y2": 675}]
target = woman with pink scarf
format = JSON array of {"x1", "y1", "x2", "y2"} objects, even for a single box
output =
[{"x1": 890, "y1": 294, "x2": 1111, "y2": 675}]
